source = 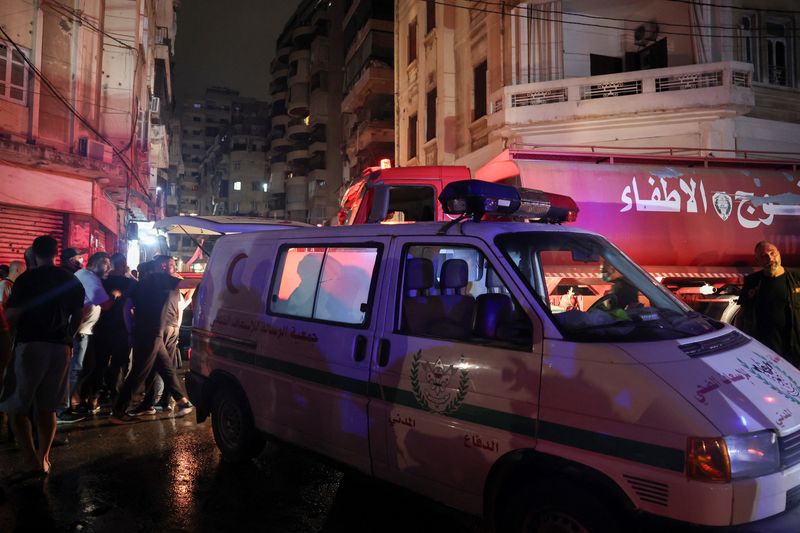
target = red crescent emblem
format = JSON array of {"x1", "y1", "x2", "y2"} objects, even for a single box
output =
[{"x1": 225, "y1": 253, "x2": 248, "y2": 294}]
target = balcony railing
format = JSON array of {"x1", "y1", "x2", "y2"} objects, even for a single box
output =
[{"x1": 489, "y1": 61, "x2": 754, "y2": 127}]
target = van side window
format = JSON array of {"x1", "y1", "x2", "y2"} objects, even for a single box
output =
[
  {"x1": 270, "y1": 246, "x2": 380, "y2": 326},
  {"x1": 399, "y1": 244, "x2": 532, "y2": 349}
]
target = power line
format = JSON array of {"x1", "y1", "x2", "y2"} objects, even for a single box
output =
[
  {"x1": 666, "y1": 0, "x2": 800, "y2": 15},
  {"x1": 0, "y1": 25, "x2": 153, "y2": 204},
  {"x1": 435, "y1": 0, "x2": 800, "y2": 38},
  {"x1": 44, "y1": 0, "x2": 137, "y2": 52}
]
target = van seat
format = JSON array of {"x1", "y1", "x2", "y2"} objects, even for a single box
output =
[
  {"x1": 475, "y1": 269, "x2": 513, "y2": 339},
  {"x1": 403, "y1": 258, "x2": 441, "y2": 336},
  {"x1": 429, "y1": 259, "x2": 475, "y2": 340}
]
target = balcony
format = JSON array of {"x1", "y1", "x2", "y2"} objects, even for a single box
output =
[
  {"x1": 271, "y1": 114, "x2": 290, "y2": 129},
  {"x1": 488, "y1": 61, "x2": 754, "y2": 133},
  {"x1": 271, "y1": 59, "x2": 289, "y2": 79},
  {"x1": 287, "y1": 117, "x2": 310, "y2": 141},
  {"x1": 288, "y1": 85, "x2": 309, "y2": 118},
  {"x1": 292, "y1": 24, "x2": 315, "y2": 49},
  {"x1": 310, "y1": 37, "x2": 329, "y2": 74},
  {"x1": 268, "y1": 192, "x2": 286, "y2": 215},
  {"x1": 309, "y1": 168, "x2": 326, "y2": 183},
  {"x1": 276, "y1": 45, "x2": 292, "y2": 63},
  {"x1": 268, "y1": 125, "x2": 286, "y2": 141},
  {"x1": 270, "y1": 78, "x2": 288, "y2": 95},
  {"x1": 287, "y1": 145, "x2": 310, "y2": 164},
  {"x1": 271, "y1": 137, "x2": 293, "y2": 153},
  {"x1": 342, "y1": 61, "x2": 393, "y2": 114},
  {"x1": 289, "y1": 50, "x2": 311, "y2": 86},
  {"x1": 350, "y1": 120, "x2": 393, "y2": 152}
]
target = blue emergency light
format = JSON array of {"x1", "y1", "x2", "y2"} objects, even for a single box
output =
[{"x1": 438, "y1": 180, "x2": 578, "y2": 223}]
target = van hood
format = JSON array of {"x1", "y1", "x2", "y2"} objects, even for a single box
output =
[{"x1": 618, "y1": 328, "x2": 800, "y2": 437}]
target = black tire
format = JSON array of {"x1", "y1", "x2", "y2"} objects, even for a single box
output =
[
  {"x1": 506, "y1": 481, "x2": 620, "y2": 533},
  {"x1": 210, "y1": 385, "x2": 265, "y2": 463}
]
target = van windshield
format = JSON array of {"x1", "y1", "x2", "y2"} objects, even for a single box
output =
[{"x1": 496, "y1": 232, "x2": 721, "y2": 342}]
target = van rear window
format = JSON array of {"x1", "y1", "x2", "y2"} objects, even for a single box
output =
[{"x1": 269, "y1": 246, "x2": 380, "y2": 326}]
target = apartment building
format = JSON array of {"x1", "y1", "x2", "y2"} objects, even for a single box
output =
[
  {"x1": 0, "y1": 0, "x2": 177, "y2": 263},
  {"x1": 396, "y1": 0, "x2": 800, "y2": 170},
  {"x1": 267, "y1": 0, "x2": 344, "y2": 225},
  {"x1": 341, "y1": 0, "x2": 395, "y2": 181},
  {"x1": 200, "y1": 98, "x2": 270, "y2": 217}
]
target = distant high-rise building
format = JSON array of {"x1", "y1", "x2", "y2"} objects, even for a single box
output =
[{"x1": 267, "y1": 0, "x2": 344, "y2": 225}]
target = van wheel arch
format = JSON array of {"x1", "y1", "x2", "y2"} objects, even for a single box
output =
[
  {"x1": 207, "y1": 372, "x2": 265, "y2": 463},
  {"x1": 484, "y1": 449, "x2": 634, "y2": 532}
]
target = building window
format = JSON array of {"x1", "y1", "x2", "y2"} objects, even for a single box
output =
[
  {"x1": 0, "y1": 41, "x2": 29, "y2": 104},
  {"x1": 233, "y1": 161, "x2": 241, "y2": 170},
  {"x1": 233, "y1": 181, "x2": 242, "y2": 191},
  {"x1": 252, "y1": 181, "x2": 261, "y2": 192},
  {"x1": 426, "y1": 0, "x2": 436, "y2": 34},
  {"x1": 408, "y1": 114, "x2": 418, "y2": 160},
  {"x1": 262, "y1": 183, "x2": 269, "y2": 193},
  {"x1": 408, "y1": 19, "x2": 417, "y2": 64},
  {"x1": 737, "y1": 13, "x2": 795, "y2": 86},
  {"x1": 473, "y1": 61, "x2": 487, "y2": 120},
  {"x1": 426, "y1": 88, "x2": 436, "y2": 142}
]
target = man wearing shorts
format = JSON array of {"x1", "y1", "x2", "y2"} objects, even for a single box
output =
[{"x1": 4, "y1": 235, "x2": 84, "y2": 478}]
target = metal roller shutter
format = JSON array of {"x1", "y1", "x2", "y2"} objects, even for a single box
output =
[{"x1": 0, "y1": 204, "x2": 65, "y2": 266}]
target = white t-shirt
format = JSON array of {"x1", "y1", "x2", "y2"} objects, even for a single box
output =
[{"x1": 75, "y1": 269, "x2": 111, "y2": 335}]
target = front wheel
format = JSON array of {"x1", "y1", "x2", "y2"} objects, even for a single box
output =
[
  {"x1": 507, "y1": 481, "x2": 619, "y2": 533},
  {"x1": 210, "y1": 385, "x2": 265, "y2": 463}
]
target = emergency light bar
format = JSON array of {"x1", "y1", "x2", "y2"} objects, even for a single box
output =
[{"x1": 438, "y1": 180, "x2": 579, "y2": 223}]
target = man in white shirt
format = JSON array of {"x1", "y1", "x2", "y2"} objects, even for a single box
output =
[
  {"x1": 59, "y1": 252, "x2": 115, "y2": 422},
  {"x1": 0, "y1": 260, "x2": 26, "y2": 307}
]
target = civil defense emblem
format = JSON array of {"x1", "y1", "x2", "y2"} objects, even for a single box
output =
[
  {"x1": 737, "y1": 352, "x2": 800, "y2": 406},
  {"x1": 712, "y1": 192, "x2": 732, "y2": 221},
  {"x1": 410, "y1": 350, "x2": 470, "y2": 414}
]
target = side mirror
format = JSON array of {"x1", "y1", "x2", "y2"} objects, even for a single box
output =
[{"x1": 367, "y1": 185, "x2": 391, "y2": 223}]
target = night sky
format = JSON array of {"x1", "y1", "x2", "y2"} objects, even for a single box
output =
[{"x1": 173, "y1": 0, "x2": 303, "y2": 102}]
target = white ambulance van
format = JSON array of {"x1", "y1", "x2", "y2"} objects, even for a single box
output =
[{"x1": 187, "y1": 181, "x2": 800, "y2": 532}]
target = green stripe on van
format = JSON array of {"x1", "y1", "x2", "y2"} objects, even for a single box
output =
[{"x1": 203, "y1": 337, "x2": 684, "y2": 472}]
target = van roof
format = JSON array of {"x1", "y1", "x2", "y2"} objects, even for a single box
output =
[
  {"x1": 154, "y1": 215, "x2": 311, "y2": 235},
  {"x1": 215, "y1": 220, "x2": 595, "y2": 245}
]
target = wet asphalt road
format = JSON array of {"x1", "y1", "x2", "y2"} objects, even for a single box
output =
[{"x1": 0, "y1": 411, "x2": 485, "y2": 533}]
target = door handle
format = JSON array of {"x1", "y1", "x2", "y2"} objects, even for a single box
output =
[
  {"x1": 353, "y1": 334, "x2": 367, "y2": 362},
  {"x1": 377, "y1": 339, "x2": 390, "y2": 367}
]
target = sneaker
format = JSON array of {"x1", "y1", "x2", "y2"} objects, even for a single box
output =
[
  {"x1": 56, "y1": 411, "x2": 87, "y2": 425},
  {"x1": 88, "y1": 404, "x2": 102, "y2": 415},
  {"x1": 174, "y1": 402, "x2": 194, "y2": 418},
  {"x1": 154, "y1": 399, "x2": 175, "y2": 412},
  {"x1": 129, "y1": 406, "x2": 157, "y2": 417},
  {"x1": 108, "y1": 414, "x2": 140, "y2": 425}
]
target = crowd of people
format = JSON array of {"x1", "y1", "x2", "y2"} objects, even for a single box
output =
[{"x1": 0, "y1": 236, "x2": 194, "y2": 482}]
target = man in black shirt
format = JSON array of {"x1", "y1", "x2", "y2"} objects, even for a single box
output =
[
  {"x1": 110, "y1": 255, "x2": 192, "y2": 424},
  {"x1": 739, "y1": 241, "x2": 800, "y2": 367},
  {"x1": 3, "y1": 236, "x2": 84, "y2": 477},
  {"x1": 88, "y1": 253, "x2": 137, "y2": 408}
]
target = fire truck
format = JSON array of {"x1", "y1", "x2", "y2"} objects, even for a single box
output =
[{"x1": 339, "y1": 148, "x2": 800, "y2": 320}]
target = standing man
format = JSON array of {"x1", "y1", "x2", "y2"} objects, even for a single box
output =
[
  {"x1": 69, "y1": 252, "x2": 116, "y2": 414},
  {"x1": 3, "y1": 236, "x2": 84, "y2": 477},
  {"x1": 111, "y1": 255, "x2": 192, "y2": 424},
  {"x1": 0, "y1": 261, "x2": 26, "y2": 307},
  {"x1": 738, "y1": 241, "x2": 800, "y2": 367},
  {"x1": 91, "y1": 253, "x2": 136, "y2": 407},
  {"x1": 60, "y1": 248, "x2": 84, "y2": 274}
]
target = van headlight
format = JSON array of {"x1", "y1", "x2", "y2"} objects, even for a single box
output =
[
  {"x1": 725, "y1": 430, "x2": 780, "y2": 479},
  {"x1": 687, "y1": 430, "x2": 780, "y2": 482}
]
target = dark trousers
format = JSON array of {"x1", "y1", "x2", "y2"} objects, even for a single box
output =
[
  {"x1": 78, "y1": 330, "x2": 131, "y2": 403},
  {"x1": 114, "y1": 333, "x2": 186, "y2": 414}
]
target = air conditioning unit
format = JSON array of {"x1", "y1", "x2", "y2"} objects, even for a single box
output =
[
  {"x1": 77, "y1": 137, "x2": 114, "y2": 164},
  {"x1": 149, "y1": 96, "x2": 160, "y2": 114}
]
